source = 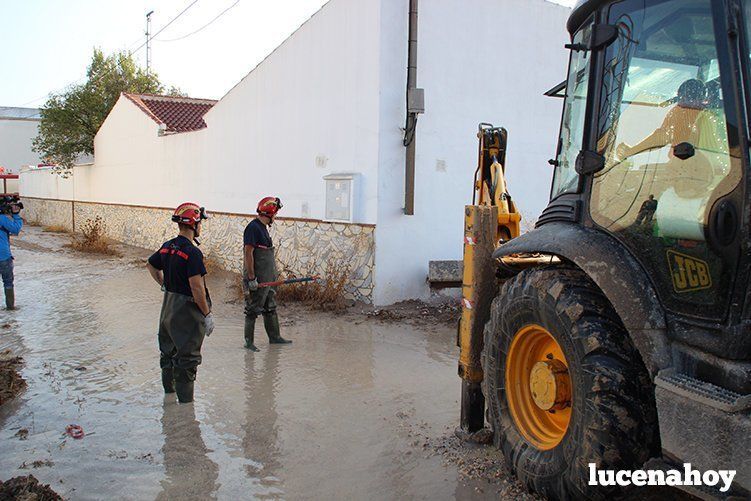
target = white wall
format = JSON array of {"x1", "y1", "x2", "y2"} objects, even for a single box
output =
[
  {"x1": 0, "y1": 119, "x2": 42, "y2": 173},
  {"x1": 373, "y1": 0, "x2": 571, "y2": 305},
  {"x1": 19, "y1": 166, "x2": 74, "y2": 200},
  {"x1": 74, "y1": 96, "x2": 207, "y2": 210},
  {"x1": 199, "y1": 0, "x2": 382, "y2": 222}
]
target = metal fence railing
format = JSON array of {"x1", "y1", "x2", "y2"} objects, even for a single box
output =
[{"x1": 0, "y1": 175, "x2": 19, "y2": 195}]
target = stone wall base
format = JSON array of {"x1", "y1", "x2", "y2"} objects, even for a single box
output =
[{"x1": 24, "y1": 198, "x2": 375, "y2": 303}]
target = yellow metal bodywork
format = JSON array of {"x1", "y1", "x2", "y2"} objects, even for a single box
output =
[
  {"x1": 458, "y1": 125, "x2": 522, "y2": 385},
  {"x1": 505, "y1": 324, "x2": 572, "y2": 450},
  {"x1": 459, "y1": 205, "x2": 497, "y2": 383}
]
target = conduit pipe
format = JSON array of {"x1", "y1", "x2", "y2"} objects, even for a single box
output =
[{"x1": 403, "y1": 0, "x2": 424, "y2": 215}]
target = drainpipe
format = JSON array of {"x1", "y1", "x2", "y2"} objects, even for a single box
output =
[{"x1": 403, "y1": 0, "x2": 424, "y2": 215}]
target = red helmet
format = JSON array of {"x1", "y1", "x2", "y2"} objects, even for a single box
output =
[
  {"x1": 171, "y1": 202, "x2": 208, "y2": 228},
  {"x1": 257, "y1": 197, "x2": 283, "y2": 217}
]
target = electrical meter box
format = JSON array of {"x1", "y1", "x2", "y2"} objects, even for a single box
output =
[{"x1": 324, "y1": 173, "x2": 358, "y2": 222}]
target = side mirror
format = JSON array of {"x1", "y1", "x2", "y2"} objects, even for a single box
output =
[
  {"x1": 565, "y1": 24, "x2": 619, "y2": 52},
  {"x1": 590, "y1": 24, "x2": 619, "y2": 50}
]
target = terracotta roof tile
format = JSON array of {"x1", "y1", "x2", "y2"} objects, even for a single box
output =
[{"x1": 122, "y1": 93, "x2": 217, "y2": 133}]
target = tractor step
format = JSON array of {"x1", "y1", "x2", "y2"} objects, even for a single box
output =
[
  {"x1": 655, "y1": 369, "x2": 751, "y2": 413},
  {"x1": 655, "y1": 369, "x2": 751, "y2": 495}
]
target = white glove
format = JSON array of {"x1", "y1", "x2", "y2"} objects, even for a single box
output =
[
  {"x1": 204, "y1": 313, "x2": 215, "y2": 337},
  {"x1": 246, "y1": 277, "x2": 259, "y2": 292}
]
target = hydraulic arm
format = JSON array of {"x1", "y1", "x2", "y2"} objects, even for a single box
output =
[{"x1": 458, "y1": 124, "x2": 521, "y2": 432}]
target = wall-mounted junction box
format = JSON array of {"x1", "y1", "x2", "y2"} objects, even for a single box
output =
[{"x1": 323, "y1": 173, "x2": 358, "y2": 222}]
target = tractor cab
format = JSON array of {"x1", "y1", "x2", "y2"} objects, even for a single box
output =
[{"x1": 549, "y1": 0, "x2": 750, "y2": 326}]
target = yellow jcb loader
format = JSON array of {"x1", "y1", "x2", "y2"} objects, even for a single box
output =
[{"x1": 458, "y1": 1, "x2": 751, "y2": 499}]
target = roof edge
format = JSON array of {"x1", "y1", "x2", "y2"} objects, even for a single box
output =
[
  {"x1": 206, "y1": 0, "x2": 334, "y2": 117},
  {"x1": 123, "y1": 92, "x2": 218, "y2": 105},
  {"x1": 568, "y1": 0, "x2": 604, "y2": 34},
  {"x1": 121, "y1": 93, "x2": 165, "y2": 128}
]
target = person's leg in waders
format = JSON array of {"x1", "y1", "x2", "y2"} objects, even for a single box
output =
[
  {"x1": 243, "y1": 285, "x2": 265, "y2": 352},
  {"x1": 166, "y1": 292, "x2": 207, "y2": 403},
  {"x1": 158, "y1": 293, "x2": 178, "y2": 393},
  {"x1": 262, "y1": 286, "x2": 290, "y2": 344}
]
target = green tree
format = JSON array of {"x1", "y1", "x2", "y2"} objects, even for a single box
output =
[{"x1": 33, "y1": 49, "x2": 182, "y2": 168}]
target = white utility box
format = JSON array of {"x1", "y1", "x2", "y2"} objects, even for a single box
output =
[{"x1": 323, "y1": 173, "x2": 358, "y2": 222}]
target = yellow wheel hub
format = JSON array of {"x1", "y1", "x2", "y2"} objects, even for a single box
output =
[{"x1": 506, "y1": 324, "x2": 572, "y2": 450}]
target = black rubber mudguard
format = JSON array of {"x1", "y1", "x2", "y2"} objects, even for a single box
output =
[{"x1": 493, "y1": 222, "x2": 671, "y2": 375}]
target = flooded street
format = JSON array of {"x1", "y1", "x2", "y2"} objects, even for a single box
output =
[{"x1": 0, "y1": 226, "x2": 516, "y2": 500}]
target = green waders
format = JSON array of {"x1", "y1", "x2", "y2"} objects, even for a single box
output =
[
  {"x1": 244, "y1": 246, "x2": 290, "y2": 350},
  {"x1": 159, "y1": 291, "x2": 208, "y2": 403}
]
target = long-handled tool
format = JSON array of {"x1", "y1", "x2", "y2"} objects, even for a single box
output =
[{"x1": 258, "y1": 276, "x2": 319, "y2": 288}]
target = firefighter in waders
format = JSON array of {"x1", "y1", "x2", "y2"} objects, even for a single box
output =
[
  {"x1": 146, "y1": 203, "x2": 214, "y2": 403},
  {"x1": 243, "y1": 197, "x2": 291, "y2": 351}
]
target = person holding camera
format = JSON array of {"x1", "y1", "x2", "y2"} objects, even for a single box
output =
[{"x1": 0, "y1": 200, "x2": 22, "y2": 310}]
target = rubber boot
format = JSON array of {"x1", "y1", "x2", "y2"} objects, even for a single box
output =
[
  {"x1": 244, "y1": 317, "x2": 260, "y2": 352},
  {"x1": 161, "y1": 368, "x2": 175, "y2": 394},
  {"x1": 174, "y1": 368, "x2": 195, "y2": 403},
  {"x1": 175, "y1": 381, "x2": 194, "y2": 403},
  {"x1": 264, "y1": 312, "x2": 291, "y2": 344},
  {"x1": 4, "y1": 288, "x2": 15, "y2": 310}
]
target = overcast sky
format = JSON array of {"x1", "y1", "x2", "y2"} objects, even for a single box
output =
[{"x1": 1, "y1": 0, "x2": 576, "y2": 108}]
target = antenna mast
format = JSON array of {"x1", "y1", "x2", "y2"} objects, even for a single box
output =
[{"x1": 146, "y1": 10, "x2": 154, "y2": 73}]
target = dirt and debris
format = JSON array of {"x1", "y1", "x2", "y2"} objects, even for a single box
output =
[
  {"x1": 394, "y1": 410, "x2": 541, "y2": 499},
  {"x1": 14, "y1": 429, "x2": 29, "y2": 441},
  {"x1": 19, "y1": 459, "x2": 55, "y2": 470},
  {"x1": 454, "y1": 427, "x2": 494, "y2": 445},
  {"x1": 0, "y1": 350, "x2": 26, "y2": 406},
  {"x1": 106, "y1": 450, "x2": 128, "y2": 460},
  {"x1": 0, "y1": 475, "x2": 63, "y2": 500},
  {"x1": 42, "y1": 225, "x2": 69, "y2": 234},
  {"x1": 364, "y1": 299, "x2": 461, "y2": 326}
]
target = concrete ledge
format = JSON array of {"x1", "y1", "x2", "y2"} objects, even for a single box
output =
[{"x1": 428, "y1": 260, "x2": 463, "y2": 288}]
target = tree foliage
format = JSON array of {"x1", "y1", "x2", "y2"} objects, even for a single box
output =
[{"x1": 33, "y1": 49, "x2": 182, "y2": 168}]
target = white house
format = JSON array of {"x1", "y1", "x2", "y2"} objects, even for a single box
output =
[
  {"x1": 0, "y1": 107, "x2": 42, "y2": 173},
  {"x1": 21, "y1": 0, "x2": 571, "y2": 305}
]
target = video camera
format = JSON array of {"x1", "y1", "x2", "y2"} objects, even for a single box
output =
[{"x1": 0, "y1": 195, "x2": 23, "y2": 215}]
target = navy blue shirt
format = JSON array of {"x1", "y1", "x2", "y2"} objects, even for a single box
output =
[
  {"x1": 243, "y1": 218, "x2": 272, "y2": 248},
  {"x1": 148, "y1": 236, "x2": 206, "y2": 297}
]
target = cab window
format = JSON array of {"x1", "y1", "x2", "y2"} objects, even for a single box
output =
[
  {"x1": 590, "y1": 0, "x2": 742, "y2": 320},
  {"x1": 551, "y1": 23, "x2": 592, "y2": 199}
]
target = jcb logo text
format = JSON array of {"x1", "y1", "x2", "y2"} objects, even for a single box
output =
[{"x1": 667, "y1": 250, "x2": 711, "y2": 293}]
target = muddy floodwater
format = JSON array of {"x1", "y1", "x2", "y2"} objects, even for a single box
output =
[{"x1": 0, "y1": 227, "x2": 521, "y2": 500}]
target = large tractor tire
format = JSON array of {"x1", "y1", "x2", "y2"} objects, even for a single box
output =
[{"x1": 482, "y1": 266, "x2": 658, "y2": 500}]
